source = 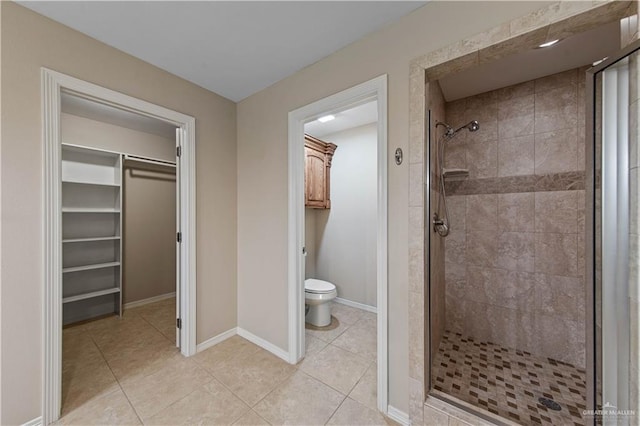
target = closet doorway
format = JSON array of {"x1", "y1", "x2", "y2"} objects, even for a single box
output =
[{"x1": 42, "y1": 69, "x2": 196, "y2": 424}]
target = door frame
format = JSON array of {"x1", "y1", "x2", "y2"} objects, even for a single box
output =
[
  {"x1": 287, "y1": 75, "x2": 388, "y2": 413},
  {"x1": 42, "y1": 68, "x2": 197, "y2": 424}
]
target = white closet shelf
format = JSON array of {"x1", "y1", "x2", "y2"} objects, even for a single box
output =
[
  {"x1": 62, "y1": 261, "x2": 120, "y2": 273},
  {"x1": 63, "y1": 236, "x2": 120, "y2": 243},
  {"x1": 63, "y1": 287, "x2": 120, "y2": 304},
  {"x1": 62, "y1": 179, "x2": 120, "y2": 187},
  {"x1": 62, "y1": 208, "x2": 121, "y2": 213}
]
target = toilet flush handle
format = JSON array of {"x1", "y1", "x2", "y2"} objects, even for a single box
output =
[{"x1": 302, "y1": 247, "x2": 307, "y2": 256}]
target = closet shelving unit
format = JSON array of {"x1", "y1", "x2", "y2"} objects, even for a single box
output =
[{"x1": 61, "y1": 143, "x2": 123, "y2": 324}]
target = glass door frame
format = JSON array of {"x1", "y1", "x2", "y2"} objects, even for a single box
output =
[{"x1": 585, "y1": 37, "x2": 640, "y2": 421}]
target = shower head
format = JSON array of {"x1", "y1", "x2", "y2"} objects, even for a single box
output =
[
  {"x1": 452, "y1": 120, "x2": 480, "y2": 134},
  {"x1": 436, "y1": 120, "x2": 480, "y2": 138}
]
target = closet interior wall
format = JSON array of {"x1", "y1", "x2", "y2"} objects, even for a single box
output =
[{"x1": 61, "y1": 112, "x2": 177, "y2": 323}]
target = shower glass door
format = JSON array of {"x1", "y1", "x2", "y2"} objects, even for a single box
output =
[{"x1": 589, "y1": 39, "x2": 640, "y2": 426}]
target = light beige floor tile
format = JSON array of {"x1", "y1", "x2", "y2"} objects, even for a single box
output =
[
  {"x1": 146, "y1": 379, "x2": 250, "y2": 425},
  {"x1": 305, "y1": 334, "x2": 328, "y2": 356},
  {"x1": 232, "y1": 409, "x2": 271, "y2": 425},
  {"x1": 193, "y1": 335, "x2": 261, "y2": 373},
  {"x1": 327, "y1": 397, "x2": 392, "y2": 425},
  {"x1": 359, "y1": 311, "x2": 377, "y2": 327},
  {"x1": 424, "y1": 405, "x2": 450, "y2": 426},
  {"x1": 211, "y1": 347, "x2": 297, "y2": 406},
  {"x1": 62, "y1": 333, "x2": 106, "y2": 373},
  {"x1": 55, "y1": 389, "x2": 141, "y2": 425},
  {"x1": 90, "y1": 316, "x2": 168, "y2": 356},
  {"x1": 120, "y1": 356, "x2": 213, "y2": 420},
  {"x1": 332, "y1": 318, "x2": 377, "y2": 362},
  {"x1": 331, "y1": 303, "x2": 365, "y2": 325},
  {"x1": 102, "y1": 338, "x2": 180, "y2": 384},
  {"x1": 253, "y1": 371, "x2": 345, "y2": 425},
  {"x1": 300, "y1": 344, "x2": 369, "y2": 394},
  {"x1": 349, "y1": 362, "x2": 377, "y2": 411},
  {"x1": 62, "y1": 358, "x2": 120, "y2": 415},
  {"x1": 305, "y1": 316, "x2": 351, "y2": 343}
]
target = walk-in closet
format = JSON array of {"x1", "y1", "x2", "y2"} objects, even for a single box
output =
[{"x1": 60, "y1": 93, "x2": 178, "y2": 333}]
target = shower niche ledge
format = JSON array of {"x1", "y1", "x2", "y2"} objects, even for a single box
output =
[{"x1": 442, "y1": 168, "x2": 469, "y2": 181}]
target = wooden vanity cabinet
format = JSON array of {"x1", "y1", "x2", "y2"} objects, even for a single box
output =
[{"x1": 304, "y1": 134, "x2": 337, "y2": 209}]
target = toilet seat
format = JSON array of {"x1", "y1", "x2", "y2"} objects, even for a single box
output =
[{"x1": 305, "y1": 278, "x2": 336, "y2": 294}]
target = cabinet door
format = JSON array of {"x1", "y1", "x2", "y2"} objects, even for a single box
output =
[{"x1": 305, "y1": 147, "x2": 326, "y2": 207}]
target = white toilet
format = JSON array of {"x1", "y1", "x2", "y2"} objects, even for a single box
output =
[{"x1": 305, "y1": 278, "x2": 337, "y2": 327}]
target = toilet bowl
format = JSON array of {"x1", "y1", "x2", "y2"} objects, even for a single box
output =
[{"x1": 305, "y1": 278, "x2": 337, "y2": 327}]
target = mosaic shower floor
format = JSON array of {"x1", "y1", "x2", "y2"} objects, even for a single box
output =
[{"x1": 432, "y1": 330, "x2": 587, "y2": 425}]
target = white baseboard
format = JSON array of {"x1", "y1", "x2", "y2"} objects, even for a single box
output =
[
  {"x1": 335, "y1": 297, "x2": 377, "y2": 314},
  {"x1": 387, "y1": 406, "x2": 410, "y2": 426},
  {"x1": 22, "y1": 416, "x2": 42, "y2": 426},
  {"x1": 237, "y1": 327, "x2": 290, "y2": 363},
  {"x1": 123, "y1": 292, "x2": 176, "y2": 309},
  {"x1": 196, "y1": 327, "x2": 237, "y2": 353}
]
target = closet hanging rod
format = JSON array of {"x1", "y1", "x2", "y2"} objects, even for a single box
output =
[{"x1": 123, "y1": 155, "x2": 176, "y2": 168}]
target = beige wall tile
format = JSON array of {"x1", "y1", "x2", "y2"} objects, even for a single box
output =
[
  {"x1": 466, "y1": 137, "x2": 498, "y2": 178},
  {"x1": 534, "y1": 68, "x2": 578, "y2": 93},
  {"x1": 534, "y1": 85, "x2": 578, "y2": 134},
  {"x1": 535, "y1": 273, "x2": 585, "y2": 322},
  {"x1": 445, "y1": 230, "x2": 466, "y2": 266},
  {"x1": 498, "y1": 134, "x2": 535, "y2": 177},
  {"x1": 466, "y1": 194, "x2": 498, "y2": 231},
  {"x1": 534, "y1": 127, "x2": 579, "y2": 174},
  {"x1": 497, "y1": 232, "x2": 535, "y2": 272},
  {"x1": 497, "y1": 81, "x2": 535, "y2": 102},
  {"x1": 498, "y1": 94, "x2": 535, "y2": 139},
  {"x1": 498, "y1": 193, "x2": 535, "y2": 232},
  {"x1": 534, "y1": 233, "x2": 578, "y2": 277},
  {"x1": 535, "y1": 191, "x2": 578, "y2": 233},
  {"x1": 535, "y1": 313, "x2": 585, "y2": 367},
  {"x1": 466, "y1": 231, "x2": 498, "y2": 268}
]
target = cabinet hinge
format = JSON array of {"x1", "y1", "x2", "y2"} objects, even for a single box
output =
[
  {"x1": 177, "y1": 232, "x2": 182, "y2": 243},
  {"x1": 176, "y1": 146, "x2": 182, "y2": 157},
  {"x1": 176, "y1": 318, "x2": 182, "y2": 329}
]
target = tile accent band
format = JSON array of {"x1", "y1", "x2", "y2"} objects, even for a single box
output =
[{"x1": 444, "y1": 171, "x2": 585, "y2": 196}]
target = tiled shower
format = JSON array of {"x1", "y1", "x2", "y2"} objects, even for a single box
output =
[{"x1": 429, "y1": 68, "x2": 589, "y2": 424}]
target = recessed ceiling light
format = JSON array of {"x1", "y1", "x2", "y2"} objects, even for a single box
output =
[
  {"x1": 317, "y1": 115, "x2": 335, "y2": 123},
  {"x1": 592, "y1": 57, "x2": 608, "y2": 66},
  {"x1": 538, "y1": 39, "x2": 560, "y2": 48}
]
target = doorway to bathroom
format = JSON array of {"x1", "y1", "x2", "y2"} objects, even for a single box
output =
[{"x1": 287, "y1": 75, "x2": 389, "y2": 416}]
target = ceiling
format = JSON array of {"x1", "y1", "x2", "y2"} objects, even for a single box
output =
[
  {"x1": 20, "y1": 1, "x2": 426, "y2": 102},
  {"x1": 439, "y1": 19, "x2": 621, "y2": 101},
  {"x1": 305, "y1": 100, "x2": 377, "y2": 138}
]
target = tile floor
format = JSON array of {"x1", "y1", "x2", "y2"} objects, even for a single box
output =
[
  {"x1": 431, "y1": 330, "x2": 587, "y2": 426},
  {"x1": 59, "y1": 299, "x2": 392, "y2": 425}
]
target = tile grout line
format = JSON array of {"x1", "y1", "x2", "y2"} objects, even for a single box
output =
[{"x1": 87, "y1": 333, "x2": 146, "y2": 425}]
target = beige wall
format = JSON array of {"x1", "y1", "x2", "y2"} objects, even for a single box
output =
[
  {"x1": 61, "y1": 113, "x2": 176, "y2": 162},
  {"x1": 123, "y1": 167, "x2": 176, "y2": 305},
  {"x1": 236, "y1": 1, "x2": 549, "y2": 412},
  {"x1": 0, "y1": 3, "x2": 237, "y2": 423},
  {"x1": 310, "y1": 123, "x2": 378, "y2": 308}
]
